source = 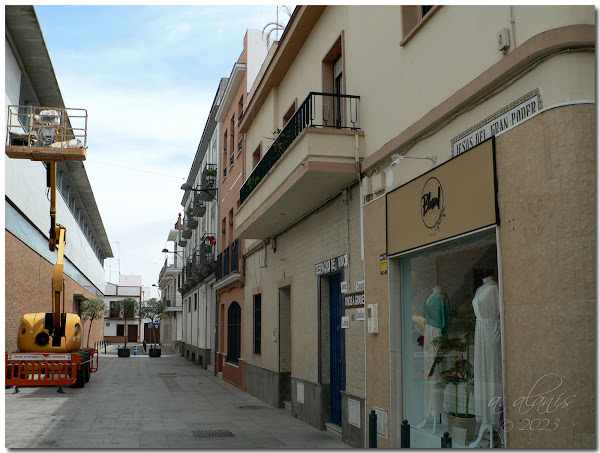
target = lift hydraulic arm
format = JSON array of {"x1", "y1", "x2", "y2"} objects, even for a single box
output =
[{"x1": 48, "y1": 161, "x2": 67, "y2": 338}]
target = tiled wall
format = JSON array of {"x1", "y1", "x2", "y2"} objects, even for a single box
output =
[{"x1": 496, "y1": 103, "x2": 595, "y2": 448}]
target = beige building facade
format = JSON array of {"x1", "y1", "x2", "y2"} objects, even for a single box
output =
[
  {"x1": 354, "y1": 5, "x2": 594, "y2": 450},
  {"x1": 233, "y1": 4, "x2": 594, "y2": 449},
  {"x1": 236, "y1": 6, "x2": 367, "y2": 446}
]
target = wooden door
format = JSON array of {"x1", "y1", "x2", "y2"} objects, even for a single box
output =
[{"x1": 127, "y1": 324, "x2": 138, "y2": 343}]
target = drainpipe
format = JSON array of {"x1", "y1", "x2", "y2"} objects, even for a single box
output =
[{"x1": 356, "y1": 129, "x2": 369, "y2": 448}]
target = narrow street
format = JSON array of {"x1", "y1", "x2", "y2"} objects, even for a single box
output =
[{"x1": 5, "y1": 346, "x2": 350, "y2": 449}]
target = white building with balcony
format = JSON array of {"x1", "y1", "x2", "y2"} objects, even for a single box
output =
[
  {"x1": 174, "y1": 78, "x2": 228, "y2": 370},
  {"x1": 159, "y1": 218, "x2": 184, "y2": 353}
]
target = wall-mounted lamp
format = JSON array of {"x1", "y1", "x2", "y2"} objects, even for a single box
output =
[
  {"x1": 162, "y1": 248, "x2": 184, "y2": 257},
  {"x1": 180, "y1": 182, "x2": 218, "y2": 201},
  {"x1": 391, "y1": 153, "x2": 437, "y2": 166}
]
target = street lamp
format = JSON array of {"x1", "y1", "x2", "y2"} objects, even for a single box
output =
[
  {"x1": 162, "y1": 248, "x2": 184, "y2": 257},
  {"x1": 180, "y1": 182, "x2": 217, "y2": 201}
]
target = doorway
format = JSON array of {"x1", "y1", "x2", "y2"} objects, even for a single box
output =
[
  {"x1": 328, "y1": 273, "x2": 345, "y2": 426},
  {"x1": 127, "y1": 324, "x2": 138, "y2": 343},
  {"x1": 279, "y1": 286, "x2": 292, "y2": 406}
]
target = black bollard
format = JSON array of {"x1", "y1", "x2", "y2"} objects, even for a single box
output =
[
  {"x1": 441, "y1": 431, "x2": 452, "y2": 448},
  {"x1": 369, "y1": 410, "x2": 377, "y2": 448},
  {"x1": 401, "y1": 419, "x2": 410, "y2": 448}
]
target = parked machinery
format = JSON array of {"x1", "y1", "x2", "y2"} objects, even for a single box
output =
[{"x1": 5, "y1": 106, "x2": 98, "y2": 389}]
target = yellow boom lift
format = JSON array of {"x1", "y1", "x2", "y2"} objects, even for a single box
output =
[{"x1": 5, "y1": 106, "x2": 98, "y2": 390}]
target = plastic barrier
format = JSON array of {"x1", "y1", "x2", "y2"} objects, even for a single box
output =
[{"x1": 5, "y1": 352, "x2": 81, "y2": 387}]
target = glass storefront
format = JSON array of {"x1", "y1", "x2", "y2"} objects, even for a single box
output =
[{"x1": 400, "y1": 232, "x2": 503, "y2": 447}]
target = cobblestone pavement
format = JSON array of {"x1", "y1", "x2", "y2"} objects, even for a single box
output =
[{"x1": 5, "y1": 345, "x2": 350, "y2": 449}]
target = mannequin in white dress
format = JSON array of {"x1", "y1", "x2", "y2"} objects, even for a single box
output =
[
  {"x1": 416, "y1": 285, "x2": 450, "y2": 433},
  {"x1": 469, "y1": 275, "x2": 502, "y2": 448}
]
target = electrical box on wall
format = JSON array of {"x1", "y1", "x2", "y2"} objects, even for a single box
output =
[
  {"x1": 367, "y1": 303, "x2": 378, "y2": 334},
  {"x1": 371, "y1": 172, "x2": 385, "y2": 194},
  {"x1": 497, "y1": 28, "x2": 510, "y2": 52}
]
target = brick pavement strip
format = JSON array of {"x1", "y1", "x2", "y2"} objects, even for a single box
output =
[{"x1": 5, "y1": 347, "x2": 350, "y2": 449}]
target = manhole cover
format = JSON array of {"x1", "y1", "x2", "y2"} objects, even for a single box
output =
[
  {"x1": 192, "y1": 429, "x2": 235, "y2": 438},
  {"x1": 239, "y1": 405, "x2": 270, "y2": 410}
]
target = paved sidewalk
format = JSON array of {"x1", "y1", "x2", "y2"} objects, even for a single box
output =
[{"x1": 5, "y1": 350, "x2": 350, "y2": 449}]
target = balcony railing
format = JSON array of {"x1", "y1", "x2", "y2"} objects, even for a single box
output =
[
  {"x1": 216, "y1": 253, "x2": 222, "y2": 280},
  {"x1": 200, "y1": 163, "x2": 217, "y2": 201},
  {"x1": 177, "y1": 243, "x2": 217, "y2": 293},
  {"x1": 216, "y1": 239, "x2": 240, "y2": 281},
  {"x1": 231, "y1": 239, "x2": 239, "y2": 273},
  {"x1": 240, "y1": 91, "x2": 360, "y2": 204},
  {"x1": 223, "y1": 246, "x2": 230, "y2": 276},
  {"x1": 159, "y1": 255, "x2": 181, "y2": 283}
]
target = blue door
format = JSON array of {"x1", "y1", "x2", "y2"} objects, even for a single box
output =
[{"x1": 329, "y1": 273, "x2": 345, "y2": 426}]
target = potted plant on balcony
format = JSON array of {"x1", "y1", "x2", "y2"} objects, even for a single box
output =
[
  {"x1": 203, "y1": 235, "x2": 216, "y2": 262},
  {"x1": 429, "y1": 299, "x2": 477, "y2": 441},
  {"x1": 140, "y1": 298, "x2": 165, "y2": 357}
]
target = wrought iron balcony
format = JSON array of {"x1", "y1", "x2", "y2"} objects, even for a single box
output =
[
  {"x1": 240, "y1": 91, "x2": 360, "y2": 205},
  {"x1": 178, "y1": 244, "x2": 217, "y2": 292},
  {"x1": 231, "y1": 239, "x2": 239, "y2": 273},
  {"x1": 199, "y1": 163, "x2": 217, "y2": 201},
  {"x1": 159, "y1": 255, "x2": 182, "y2": 284},
  {"x1": 216, "y1": 239, "x2": 240, "y2": 281}
]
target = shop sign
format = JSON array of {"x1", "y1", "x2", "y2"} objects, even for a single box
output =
[
  {"x1": 356, "y1": 307, "x2": 365, "y2": 320},
  {"x1": 380, "y1": 254, "x2": 388, "y2": 274},
  {"x1": 387, "y1": 139, "x2": 497, "y2": 256},
  {"x1": 356, "y1": 280, "x2": 365, "y2": 292},
  {"x1": 451, "y1": 88, "x2": 542, "y2": 157},
  {"x1": 341, "y1": 316, "x2": 350, "y2": 329},
  {"x1": 314, "y1": 254, "x2": 349, "y2": 276},
  {"x1": 340, "y1": 281, "x2": 348, "y2": 294},
  {"x1": 344, "y1": 291, "x2": 365, "y2": 309}
]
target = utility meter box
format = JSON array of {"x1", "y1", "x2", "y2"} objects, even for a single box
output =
[{"x1": 367, "y1": 303, "x2": 378, "y2": 334}]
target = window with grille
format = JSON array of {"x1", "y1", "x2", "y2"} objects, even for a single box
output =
[
  {"x1": 253, "y1": 294, "x2": 262, "y2": 355},
  {"x1": 117, "y1": 324, "x2": 124, "y2": 336},
  {"x1": 227, "y1": 302, "x2": 241, "y2": 364}
]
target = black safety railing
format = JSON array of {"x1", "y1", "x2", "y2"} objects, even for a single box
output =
[
  {"x1": 216, "y1": 253, "x2": 222, "y2": 280},
  {"x1": 223, "y1": 246, "x2": 230, "y2": 276},
  {"x1": 240, "y1": 91, "x2": 360, "y2": 204},
  {"x1": 230, "y1": 239, "x2": 239, "y2": 273}
]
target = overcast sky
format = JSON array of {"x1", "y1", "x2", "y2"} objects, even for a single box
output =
[{"x1": 35, "y1": 4, "x2": 291, "y2": 298}]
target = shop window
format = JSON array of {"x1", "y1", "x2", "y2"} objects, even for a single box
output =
[
  {"x1": 227, "y1": 302, "x2": 241, "y2": 364},
  {"x1": 253, "y1": 294, "x2": 262, "y2": 355},
  {"x1": 400, "y1": 5, "x2": 440, "y2": 46},
  {"x1": 400, "y1": 234, "x2": 503, "y2": 445}
]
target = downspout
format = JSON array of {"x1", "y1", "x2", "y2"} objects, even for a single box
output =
[
  {"x1": 509, "y1": 5, "x2": 517, "y2": 52},
  {"x1": 356, "y1": 129, "x2": 369, "y2": 448}
]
